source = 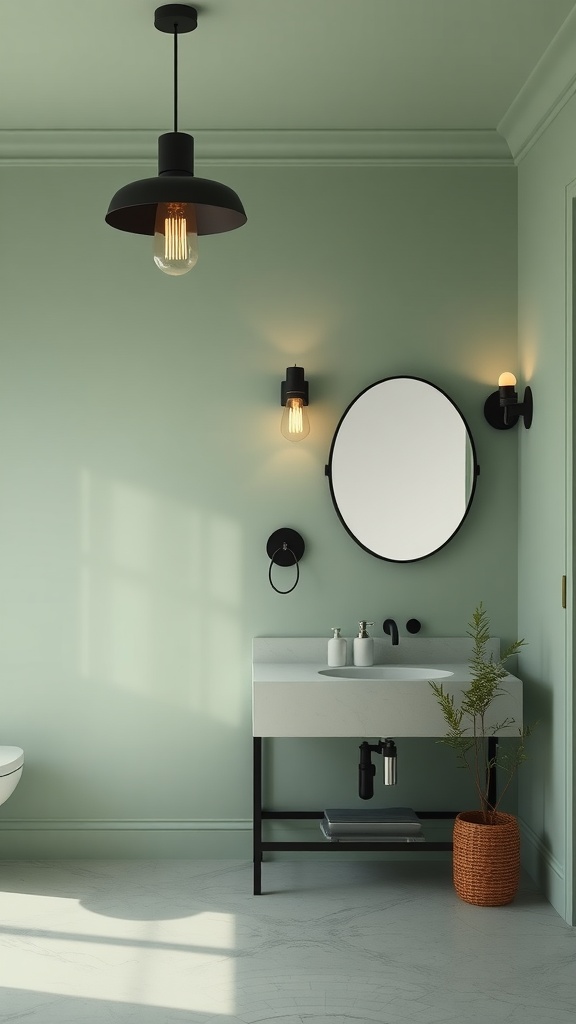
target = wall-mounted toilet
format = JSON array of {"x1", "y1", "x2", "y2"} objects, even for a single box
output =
[{"x1": 0, "y1": 747, "x2": 24, "y2": 807}]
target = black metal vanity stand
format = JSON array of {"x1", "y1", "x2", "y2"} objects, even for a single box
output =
[{"x1": 252, "y1": 736, "x2": 498, "y2": 895}]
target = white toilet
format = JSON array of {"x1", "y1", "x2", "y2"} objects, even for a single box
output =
[{"x1": 0, "y1": 747, "x2": 24, "y2": 807}]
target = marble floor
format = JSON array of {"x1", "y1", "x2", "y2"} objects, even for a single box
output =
[{"x1": 0, "y1": 858, "x2": 574, "y2": 1023}]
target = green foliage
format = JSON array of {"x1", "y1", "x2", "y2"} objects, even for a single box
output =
[{"x1": 429, "y1": 604, "x2": 531, "y2": 822}]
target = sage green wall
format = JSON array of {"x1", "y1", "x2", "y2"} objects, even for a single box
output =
[
  {"x1": 516, "y1": 99, "x2": 576, "y2": 923},
  {"x1": 0, "y1": 163, "x2": 518, "y2": 856}
]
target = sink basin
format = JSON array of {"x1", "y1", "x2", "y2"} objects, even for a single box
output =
[{"x1": 318, "y1": 666, "x2": 454, "y2": 681}]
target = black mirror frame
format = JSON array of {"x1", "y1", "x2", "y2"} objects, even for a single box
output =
[{"x1": 324, "y1": 375, "x2": 480, "y2": 563}]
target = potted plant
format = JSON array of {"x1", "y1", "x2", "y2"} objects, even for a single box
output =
[{"x1": 430, "y1": 604, "x2": 531, "y2": 906}]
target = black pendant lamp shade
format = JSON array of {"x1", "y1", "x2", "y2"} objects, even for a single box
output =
[
  {"x1": 105, "y1": 5, "x2": 246, "y2": 241},
  {"x1": 105, "y1": 132, "x2": 246, "y2": 236}
]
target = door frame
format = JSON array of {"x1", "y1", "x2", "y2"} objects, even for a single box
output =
[{"x1": 565, "y1": 180, "x2": 575, "y2": 925}]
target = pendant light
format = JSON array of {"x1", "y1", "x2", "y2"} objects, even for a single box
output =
[{"x1": 105, "y1": 4, "x2": 246, "y2": 275}]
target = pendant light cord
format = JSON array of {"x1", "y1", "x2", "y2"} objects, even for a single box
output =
[{"x1": 173, "y1": 24, "x2": 179, "y2": 133}]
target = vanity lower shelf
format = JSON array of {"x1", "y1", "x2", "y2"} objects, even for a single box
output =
[{"x1": 253, "y1": 737, "x2": 461, "y2": 895}]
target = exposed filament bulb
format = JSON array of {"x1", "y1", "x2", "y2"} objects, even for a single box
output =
[
  {"x1": 154, "y1": 202, "x2": 198, "y2": 275},
  {"x1": 281, "y1": 397, "x2": 310, "y2": 441}
]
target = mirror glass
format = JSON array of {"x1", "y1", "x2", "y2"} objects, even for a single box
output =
[{"x1": 327, "y1": 376, "x2": 478, "y2": 562}]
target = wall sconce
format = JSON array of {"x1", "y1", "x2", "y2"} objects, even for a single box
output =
[
  {"x1": 484, "y1": 372, "x2": 533, "y2": 430},
  {"x1": 280, "y1": 366, "x2": 310, "y2": 441}
]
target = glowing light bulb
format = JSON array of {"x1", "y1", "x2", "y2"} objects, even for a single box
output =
[
  {"x1": 498, "y1": 371, "x2": 517, "y2": 388},
  {"x1": 281, "y1": 397, "x2": 310, "y2": 441},
  {"x1": 154, "y1": 202, "x2": 198, "y2": 275}
]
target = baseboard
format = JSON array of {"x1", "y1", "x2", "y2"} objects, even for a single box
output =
[
  {"x1": 520, "y1": 817, "x2": 566, "y2": 918},
  {"x1": 0, "y1": 819, "x2": 252, "y2": 859},
  {"x1": 0, "y1": 817, "x2": 455, "y2": 862}
]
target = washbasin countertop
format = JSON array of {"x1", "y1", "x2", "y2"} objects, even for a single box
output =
[{"x1": 252, "y1": 637, "x2": 523, "y2": 738}]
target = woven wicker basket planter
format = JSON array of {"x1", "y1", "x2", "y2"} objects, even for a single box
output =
[{"x1": 453, "y1": 811, "x2": 520, "y2": 906}]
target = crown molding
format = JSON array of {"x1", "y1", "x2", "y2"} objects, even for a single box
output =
[
  {"x1": 498, "y1": 7, "x2": 576, "y2": 164},
  {"x1": 0, "y1": 128, "x2": 512, "y2": 166}
]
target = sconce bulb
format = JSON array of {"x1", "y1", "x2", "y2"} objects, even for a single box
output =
[
  {"x1": 153, "y1": 202, "x2": 198, "y2": 275},
  {"x1": 498, "y1": 371, "x2": 517, "y2": 388},
  {"x1": 281, "y1": 397, "x2": 310, "y2": 442}
]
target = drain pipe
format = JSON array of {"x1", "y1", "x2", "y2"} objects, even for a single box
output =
[{"x1": 358, "y1": 739, "x2": 397, "y2": 799}]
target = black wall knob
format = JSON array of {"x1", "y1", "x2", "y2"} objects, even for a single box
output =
[{"x1": 406, "y1": 618, "x2": 421, "y2": 634}]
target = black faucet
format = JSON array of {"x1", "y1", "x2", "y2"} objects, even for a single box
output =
[{"x1": 383, "y1": 618, "x2": 399, "y2": 645}]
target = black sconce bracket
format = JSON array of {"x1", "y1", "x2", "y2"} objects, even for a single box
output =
[
  {"x1": 281, "y1": 366, "x2": 309, "y2": 407},
  {"x1": 484, "y1": 385, "x2": 533, "y2": 430}
]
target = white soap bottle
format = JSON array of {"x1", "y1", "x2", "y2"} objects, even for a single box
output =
[
  {"x1": 327, "y1": 627, "x2": 347, "y2": 667},
  {"x1": 353, "y1": 621, "x2": 374, "y2": 666}
]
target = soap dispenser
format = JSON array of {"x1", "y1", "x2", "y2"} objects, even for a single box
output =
[
  {"x1": 327, "y1": 627, "x2": 347, "y2": 667},
  {"x1": 354, "y1": 621, "x2": 374, "y2": 666}
]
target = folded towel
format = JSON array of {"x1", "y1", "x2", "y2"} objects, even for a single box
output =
[
  {"x1": 323, "y1": 807, "x2": 422, "y2": 835},
  {"x1": 320, "y1": 820, "x2": 424, "y2": 842}
]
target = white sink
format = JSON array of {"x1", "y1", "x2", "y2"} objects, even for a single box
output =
[{"x1": 318, "y1": 666, "x2": 454, "y2": 681}]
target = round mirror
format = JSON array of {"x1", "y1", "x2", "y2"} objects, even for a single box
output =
[{"x1": 326, "y1": 376, "x2": 478, "y2": 562}]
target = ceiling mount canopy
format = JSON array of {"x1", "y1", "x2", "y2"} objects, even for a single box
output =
[
  {"x1": 105, "y1": 4, "x2": 247, "y2": 275},
  {"x1": 153, "y1": 3, "x2": 197, "y2": 34}
]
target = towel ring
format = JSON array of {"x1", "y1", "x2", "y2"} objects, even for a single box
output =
[{"x1": 266, "y1": 529, "x2": 305, "y2": 594}]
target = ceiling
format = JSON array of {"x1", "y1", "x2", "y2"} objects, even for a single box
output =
[{"x1": 0, "y1": 0, "x2": 574, "y2": 136}]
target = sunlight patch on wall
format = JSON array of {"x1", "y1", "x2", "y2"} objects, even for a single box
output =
[
  {"x1": 78, "y1": 470, "x2": 244, "y2": 726},
  {"x1": 208, "y1": 515, "x2": 242, "y2": 606}
]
